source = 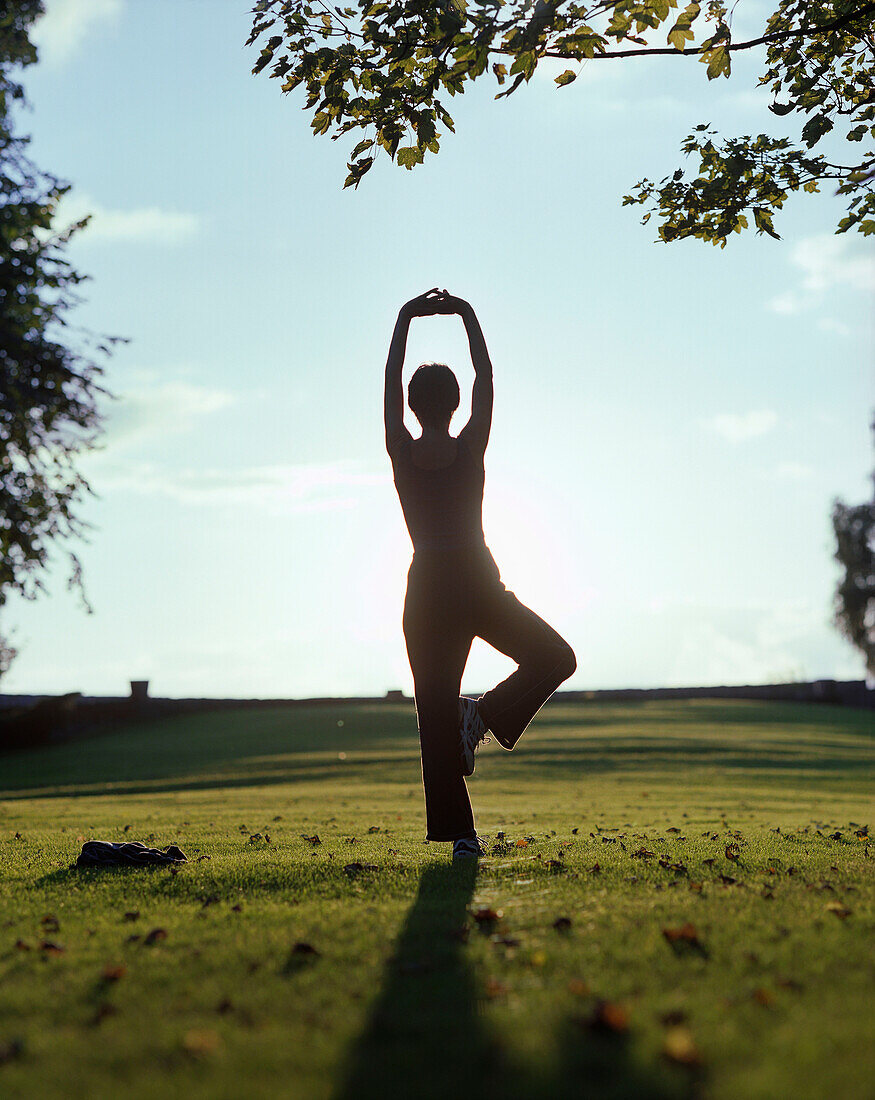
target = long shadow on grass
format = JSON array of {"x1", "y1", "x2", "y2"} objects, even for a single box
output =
[{"x1": 332, "y1": 862, "x2": 688, "y2": 1100}]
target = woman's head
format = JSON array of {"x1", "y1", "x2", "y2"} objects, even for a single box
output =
[{"x1": 407, "y1": 362, "x2": 460, "y2": 430}]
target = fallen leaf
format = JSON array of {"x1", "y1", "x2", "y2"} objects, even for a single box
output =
[
  {"x1": 182, "y1": 1029, "x2": 221, "y2": 1056},
  {"x1": 826, "y1": 901, "x2": 852, "y2": 919},
  {"x1": 301, "y1": 835, "x2": 321, "y2": 846},
  {"x1": 40, "y1": 915, "x2": 60, "y2": 933},
  {"x1": 484, "y1": 978, "x2": 508, "y2": 999},
  {"x1": 101, "y1": 964, "x2": 126, "y2": 982},
  {"x1": 753, "y1": 987, "x2": 774, "y2": 1007},
  {"x1": 689, "y1": 882, "x2": 703, "y2": 894},
  {"x1": 662, "y1": 923, "x2": 707, "y2": 957},
  {"x1": 123, "y1": 911, "x2": 140, "y2": 922},
  {"x1": 662, "y1": 1026, "x2": 702, "y2": 1067},
  {"x1": 553, "y1": 916, "x2": 572, "y2": 932},
  {"x1": 667, "y1": 827, "x2": 682, "y2": 834},
  {"x1": 14, "y1": 939, "x2": 30, "y2": 950},
  {"x1": 0, "y1": 1039, "x2": 24, "y2": 1063},
  {"x1": 776, "y1": 976, "x2": 804, "y2": 991},
  {"x1": 725, "y1": 844, "x2": 740, "y2": 862},
  {"x1": 545, "y1": 859, "x2": 565, "y2": 873},
  {"x1": 582, "y1": 1000, "x2": 630, "y2": 1034},
  {"x1": 144, "y1": 928, "x2": 168, "y2": 945},
  {"x1": 39, "y1": 940, "x2": 65, "y2": 955},
  {"x1": 343, "y1": 862, "x2": 378, "y2": 875},
  {"x1": 515, "y1": 839, "x2": 529, "y2": 849},
  {"x1": 718, "y1": 874, "x2": 737, "y2": 885},
  {"x1": 590, "y1": 862, "x2": 601, "y2": 874},
  {"x1": 472, "y1": 906, "x2": 503, "y2": 925},
  {"x1": 290, "y1": 941, "x2": 320, "y2": 956},
  {"x1": 632, "y1": 848, "x2": 654, "y2": 860},
  {"x1": 90, "y1": 1003, "x2": 117, "y2": 1026}
]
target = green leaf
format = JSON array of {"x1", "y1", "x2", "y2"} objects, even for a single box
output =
[
  {"x1": 396, "y1": 146, "x2": 424, "y2": 169},
  {"x1": 554, "y1": 70, "x2": 577, "y2": 87},
  {"x1": 753, "y1": 208, "x2": 780, "y2": 239},
  {"x1": 801, "y1": 113, "x2": 833, "y2": 148},
  {"x1": 704, "y1": 46, "x2": 730, "y2": 80}
]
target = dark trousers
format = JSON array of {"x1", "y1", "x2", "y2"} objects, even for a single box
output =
[{"x1": 403, "y1": 545, "x2": 577, "y2": 842}]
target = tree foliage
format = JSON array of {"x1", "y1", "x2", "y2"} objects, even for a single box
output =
[
  {"x1": 832, "y1": 421, "x2": 875, "y2": 679},
  {"x1": 247, "y1": 0, "x2": 875, "y2": 242},
  {"x1": 0, "y1": 2, "x2": 118, "y2": 674}
]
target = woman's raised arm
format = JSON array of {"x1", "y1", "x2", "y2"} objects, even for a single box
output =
[{"x1": 384, "y1": 288, "x2": 445, "y2": 453}]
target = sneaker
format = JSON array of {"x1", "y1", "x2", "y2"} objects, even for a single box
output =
[
  {"x1": 459, "y1": 696, "x2": 490, "y2": 776},
  {"x1": 453, "y1": 835, "x2": 487, "y2": 860}
]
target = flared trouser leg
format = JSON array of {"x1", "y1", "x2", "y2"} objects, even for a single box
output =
[
  {"x1": 475, "y1": 586, "x2": 577, "y2": 750},
  {"x1": 404, "y1": 576, "x2": 475, "y2": 842}
]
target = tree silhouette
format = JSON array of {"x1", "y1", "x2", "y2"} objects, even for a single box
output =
[{"x1": 0, "y1": 2, "x2": 120, "y2": 676}]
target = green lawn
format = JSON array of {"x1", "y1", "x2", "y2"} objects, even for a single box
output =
[{"x1": 0, "y1": 699, "x2": 872, "y2": 1099}]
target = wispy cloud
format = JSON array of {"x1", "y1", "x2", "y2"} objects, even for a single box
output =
[
  {"x1": 56, "y1": 194, "x2": 199, "y2": 246},
  {"x1": 33, "y1": 0, "x2": 122, "y2": 67},
  {"x1": 702, "y1": 410, "x2": 778, "y2": 442},
  {"x1": 772, "y1": 461, "x2": 814, "y2": 481},
  {"x1": 793, "y1": 234, "x2": 875, "y2": 294},
  {"x1": 102, "y1": 378, "x2": 234, "y2": 451},
  {"x1": 92, "y1": 460, "x2": 389, "y2": 513},
  {"x1": 768, "y1": 233, "x2": 875, "y2": 319}
]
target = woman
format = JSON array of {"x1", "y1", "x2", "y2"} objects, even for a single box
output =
[{"x1": 385, "y1": 288, "x2": 577, "y2": 860}]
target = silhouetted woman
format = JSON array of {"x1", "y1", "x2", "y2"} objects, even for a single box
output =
[{"x1": 385, "y1": 288, "x2": 577, "y2": 860}]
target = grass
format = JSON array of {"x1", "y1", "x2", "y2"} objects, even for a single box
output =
[{"x1": 0, "y1": 698, "x2": 872, "y2": 1099}]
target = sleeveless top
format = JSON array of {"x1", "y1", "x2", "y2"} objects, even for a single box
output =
[{"x1": 390, "y1": 434, "x2": 486, "y2": 552}]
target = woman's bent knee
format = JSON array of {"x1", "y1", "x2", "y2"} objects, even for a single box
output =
[{"x1": 557, "y1": 644, "x2": 577, "y2": 682}]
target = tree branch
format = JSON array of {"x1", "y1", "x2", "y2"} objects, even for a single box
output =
[{"x1": 536, "y1": 1, "x2": 875, "y2": 61}]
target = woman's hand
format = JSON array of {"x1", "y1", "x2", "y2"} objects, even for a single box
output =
[
  {"x1": 400, "y1": 288, "x2": 444, "y2": 319},
  {"x1": 400, "y1": 288, "x2": 472, "y2": 319}
]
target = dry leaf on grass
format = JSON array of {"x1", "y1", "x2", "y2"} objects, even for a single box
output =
[
  {"x1": 581, "y1": 1000, "x2": 630, "y2": 1034},
  {"x1": 662, "y1": 1026, "x2": 702, "y2": 1067},
  {"x1": 182, "y1": 1029, "x2": 221, "y2": 1056},
  {"x1": 662, "y1": 923, "x2": 708, "y2": 958},
  {"x1": 826, "y1": 901, "x2": 852, "y2": 918}
]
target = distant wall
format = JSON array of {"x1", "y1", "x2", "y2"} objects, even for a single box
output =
[
  {"x1": 0, "y1": 680, "x2": 871, "y2": 755},
  {"x1": 559, "y1": 680, "x2": 874, "y2": 709}
]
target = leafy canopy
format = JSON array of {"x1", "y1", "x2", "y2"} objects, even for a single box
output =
[
  {"x1": 247, "y1": 0, "x2": 875, "y2": 243},
  {"x1": 832, "y1": 421, "x2": 875, "y2": 679},
  {"x1": 0, "y1": 1, "x2": 119, "y2": 671}
]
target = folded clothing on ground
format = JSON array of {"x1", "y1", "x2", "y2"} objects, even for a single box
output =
[{"x1": 75, "y1": 840, "x2": 188, "y2": 867}]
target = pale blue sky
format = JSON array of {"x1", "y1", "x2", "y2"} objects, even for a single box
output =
[{"x1": 3, "y1": 0, "x2": 872, "y2": 698}]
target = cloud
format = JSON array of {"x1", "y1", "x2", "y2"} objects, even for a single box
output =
[
  {"x1": 702, "y1": 410, "x2": 778, "y2": 442},
  {"x1": 816, "y1": 317, "x2": 852, "y2": 338},
  {"x1": 768, "y1": 233, "x2": 874, "y2": 322},
  {"x1": 101, "y1": 379, "x2": 233, "y2": 451},
  {"x1": 92, "y1": 460, "x2": 389, "y2": 513},
  {"x1": 57, "y1": 194, "x2": 199, "y2": 246},
  {"x1": 767, "y1": 290, "x2": 803, "y2": 315},
  {"x1": 33, "y1": 0, "x2": 122, "y2": 66},
  {"x1": 793, "y1": 234, "x2": 875, "y2": 294},
  {"x1": 772, "y1": 461, "x2": 814, "y2": 481}
]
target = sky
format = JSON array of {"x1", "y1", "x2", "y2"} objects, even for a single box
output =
[{"x1": 2, "y1": 0, "x2": 872, "y2": 700}]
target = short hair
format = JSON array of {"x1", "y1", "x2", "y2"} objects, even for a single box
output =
[{"x1": 407, "y1": 362, "x2": 460, "y2": 429}]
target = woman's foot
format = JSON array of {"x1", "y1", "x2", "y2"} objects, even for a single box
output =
[
  {"x1": 459, "y1": 697, "x2": 490, "y2": 776},
  {"x1": 452, "y1": 835, "x2": 487, "y2": 860}
]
